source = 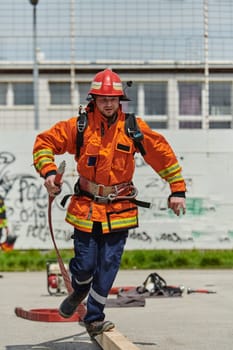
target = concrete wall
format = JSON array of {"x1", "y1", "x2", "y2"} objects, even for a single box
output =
[{"x1": 1, "y1": 130, "x2": 233, "y2": 250}]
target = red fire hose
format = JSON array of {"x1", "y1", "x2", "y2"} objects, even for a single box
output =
[{"x1": 15, "y1": 161, "x2": 86, "y2": 322}]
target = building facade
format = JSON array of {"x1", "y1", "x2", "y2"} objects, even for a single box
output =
[{"x1": 0, "y1": 61, "x2": 233, "y2": 131}]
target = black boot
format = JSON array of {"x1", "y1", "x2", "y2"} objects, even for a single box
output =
[
  {"x1": 59, "y1": 291, "x2": 88, "y2": 318},
  {"x1": 85, "y1": 320, "x2": 115, "y2": 338}
]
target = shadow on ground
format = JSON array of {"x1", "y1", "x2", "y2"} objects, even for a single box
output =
[{"x1": 6, "y1": 332, "x2": 101, "y2": 350}]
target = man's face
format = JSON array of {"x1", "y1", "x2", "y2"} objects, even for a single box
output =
[{"x1": 95, "y1": 96, "x2": 120, "y2": 118}]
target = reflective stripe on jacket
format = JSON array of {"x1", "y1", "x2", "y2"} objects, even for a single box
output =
[
  {"x1": 33, "y1": 106, "x2": 186, "y2": 233},
  {"x1": 0, "y1": 197, "x2": 7, "y2": 228}
]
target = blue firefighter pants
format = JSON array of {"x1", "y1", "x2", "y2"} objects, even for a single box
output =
[{"x1": 69, "y1": 221, "x2": 128, "y2": 323}]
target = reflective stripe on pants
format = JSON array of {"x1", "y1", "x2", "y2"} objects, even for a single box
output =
[{"x1": 69, "y1": 221, "x2": 128, "y2": 323}]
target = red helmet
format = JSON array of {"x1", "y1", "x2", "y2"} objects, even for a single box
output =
[{"x1": 88, "y1": 69, "x2": 124, "y2": 97}]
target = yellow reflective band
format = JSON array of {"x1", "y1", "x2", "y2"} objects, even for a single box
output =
[
  {"x1": 102, "y1": 216, "x2": 137, "y2": 233},
  {"x1": 66, "y1": 213, "x2": 137, "y2": 234},
  {"x1": 0, "y1": 219, "x2": 8, "y2": 228},
  {"x1": 35, "y1": 158, "x2": 54, "y2": 172},
  {"x1": 91, "y1": 81, "x2": 102, "y2": 90},
  {"x1": 0, "y1": 206, "x2": 6, "y2": 213},
  {"x1": 113, "y1": 82, "x2": 123, "y2": 90},
  {"x1": 158, "y1": 162, "x2": 181, "y2": 178},
  {"x1": 66, "y1": 213, "x2": 93, "y2": 231},
  {"x1": 167, "y1": 173, "x2": 184, "y2": 184},
  {"x1": 33, "y1": 149, "x2": 54, "y2": 161}
]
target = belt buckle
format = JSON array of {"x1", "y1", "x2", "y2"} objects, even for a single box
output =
[
  {"x1": 94, "y1": 195, "x2": 109, "y2": 204},
  {"x1": 96, "y1": 183, "x2": 105, "y2": 196}
]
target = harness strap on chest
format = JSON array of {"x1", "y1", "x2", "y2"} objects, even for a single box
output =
[
  {"x1": 125, "y1": 113, "x2": 146, "y2": 156},
  {"x1": 76, "y1": 108, "x2": 88, "y2": 158},
  {"x1": 76, "y1": 108, "x2": 146, "y2": 158}
]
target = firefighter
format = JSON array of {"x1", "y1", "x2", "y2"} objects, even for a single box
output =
[
  {"x1": 33, "y1": 68, "x2": 186, "y2": 338},
  {"x1": 0, "y1": 195, "x2": 9, "y2": 242}
]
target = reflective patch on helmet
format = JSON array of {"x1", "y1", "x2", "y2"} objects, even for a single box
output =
[
  {"x1": 113, "y1": 82, "x2": 123, "y2": 90},
  {"x1": 91, "y1": 81, "x2": 102, "y2": 90}
]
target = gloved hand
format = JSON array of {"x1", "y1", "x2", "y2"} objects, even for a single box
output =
[{"x1": 44, "y1": 174, "x2": 62, "y2": 197}]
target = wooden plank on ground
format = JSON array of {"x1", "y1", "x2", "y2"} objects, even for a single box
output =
[{"x1": 95, "y1": 328, "x2": 140, "y2": 350}]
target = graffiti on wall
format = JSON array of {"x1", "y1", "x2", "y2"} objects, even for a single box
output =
[
  {"x1": 125, "y1": 153, "x2": 233, "y2": 250},
  {"x1": 1, "y1": 136, "x2": 233, "y2": 250},
  {"x1": 0, "y1": 150, "x2": 74, "y2": 249}
]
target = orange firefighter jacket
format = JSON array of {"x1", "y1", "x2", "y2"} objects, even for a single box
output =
[{"x1": 33, "y1": 106, "x2": 186, "y2": 234}]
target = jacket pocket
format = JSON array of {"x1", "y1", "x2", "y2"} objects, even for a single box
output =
[{"x1": 111, "y1": 141, "x2": 133, "y2": 171}]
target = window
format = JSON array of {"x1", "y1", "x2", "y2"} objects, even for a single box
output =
[
  {"x1": 178, "y1": 82, "x2": 202, "y2": 129},
  {"x1": 179, "y1": 121, "x2": 202, "y2": 129},
  {"x1": 179, "y1": 82, "x2": 202, "y2": 115},
  {"x1": 209, "y1": 121, "x2": 232, "y2": 129},
  {"x1": 77, "y1": 82, "x2": 90, "y2": 105},
  {"x1": 209, "y1": 82, "x2": 231, "y2": 115},
  {"x1": 209, "y1": 82, "x2": 232, "y2": 129},
  {"x1": 124, "y1": 82, "x2": 138, "y2": 114},
  {"x1": 0, "y1": 83, "x2": 7, "y2": 105},
  {"x1": 50, "y1": 82, "x2": 71, "y2": 105},
  {"x1": 120, "y1": 82, "x2": 168, "y2": 128},
  {"x1": 13, "y1": 83, "x2": 33, "y2": 105},
  {"x1": 144, "y1": 83, "x2": 167, "y2": 115},
  {"x1": 146, "y1": 120, "x2": 167, "y2": 129}
]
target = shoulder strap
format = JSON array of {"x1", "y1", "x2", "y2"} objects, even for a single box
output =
[
  {"x1": 76, "y1": 107, "x2": 88, "y2": 158},
  {"x1": 76, "y1": 111, "x2": 146, "y2": 158},
  {"x1": 125, "y1": 113, "x2": 146, "y2": 156}
]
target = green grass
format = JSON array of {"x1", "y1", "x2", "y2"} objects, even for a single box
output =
[
  {"x1": 0, "y1": 249, "x2": 233, "y2": 271},
  {"x1": 120, "y1": 249, "x2": 233, "y2": 269}
]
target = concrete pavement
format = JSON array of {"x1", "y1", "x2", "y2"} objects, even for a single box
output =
[{"x1": 0, "y1": 269, "x2": 232, "y2": 350}]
